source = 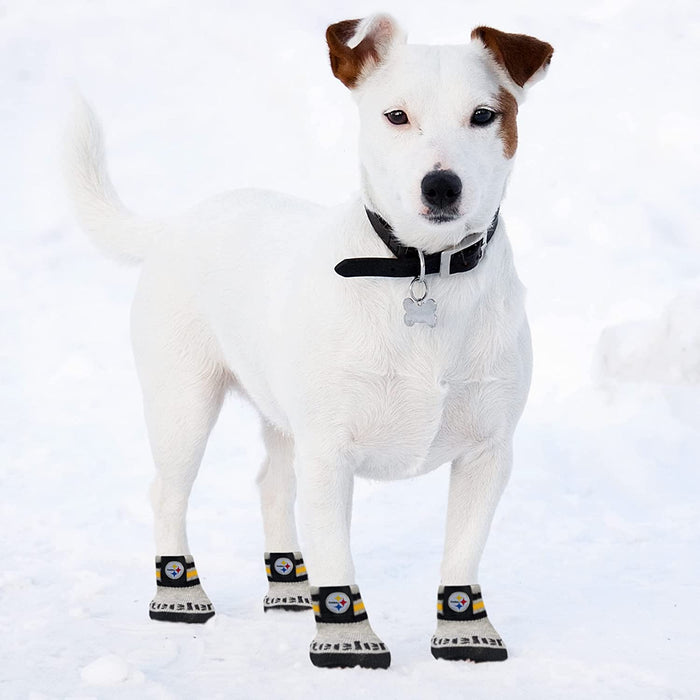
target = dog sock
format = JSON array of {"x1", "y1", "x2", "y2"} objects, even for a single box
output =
[
  {"x1": 263, "y1": 552, "x2": 312, "y2": 612},
  {"x1": 309, "y1": 585, "x2": 390, "y2": 669},
  {"x1": 430, "y1": 584, "x2": 507, "y2": 662},
  {"x1": 149, "y1": 555, "x2": 215, "y2": 623}
]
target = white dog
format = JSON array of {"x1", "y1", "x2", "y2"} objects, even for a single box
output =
[{"x1": 67, "y1": 14, "x2": 552, "y2": 669}]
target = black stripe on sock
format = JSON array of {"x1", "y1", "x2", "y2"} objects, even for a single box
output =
[
  {"x1": 312, "y1": 586, "x2": 367, "y2": 624},
  {"x1": 266, "y1": 552, "x2": 307, "y2": 582},
  {"x1": 155, "y1": 556, "x2": 199, "y2": 588},
  {"x1": 310, "y1": 650, "x2": 390, "y2": 669},
  {"x1": 157, "y1": 577, "x2": 200, "y2": 588},
  {"x1": 439, "y1": 585, "x2": 488, "y2": 621},
  {"x1": 149, "y1": 609, "x2": 214, "y2": 624}
]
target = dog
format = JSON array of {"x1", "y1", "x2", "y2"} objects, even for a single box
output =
[{"x1": 66, "y1": 14, "x2": 552, "y2": 669}]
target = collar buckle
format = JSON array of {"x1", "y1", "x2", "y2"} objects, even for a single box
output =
[{"x1": 439, "y1": 230, "x2": 489, "y2": 279}]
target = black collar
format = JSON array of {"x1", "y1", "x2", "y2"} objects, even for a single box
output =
[{"x1": 334, "y1": 208, "x2": 499, "y2": 278}]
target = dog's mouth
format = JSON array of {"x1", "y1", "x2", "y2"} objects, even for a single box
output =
[
  {"x1": 422, "y1": 207, "x2": 461, "y2": 225},
  {"x1": 424, "y1": 213, "x2": 458, "y2": 224}
]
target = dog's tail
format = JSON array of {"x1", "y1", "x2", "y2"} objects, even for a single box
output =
[{"x1": 64, "y1": 95, "x2": 161, "y2": 264}]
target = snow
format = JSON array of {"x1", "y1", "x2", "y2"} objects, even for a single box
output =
[
  {"x1": 2, "y1": 0, "x2": 699, "y2": 698},
  {"x1": 597, "y1": 290, "x2": 700, "y2": 385},
  {"x1": 80, "y1": 655, "x2": 133, "y2": 686}
]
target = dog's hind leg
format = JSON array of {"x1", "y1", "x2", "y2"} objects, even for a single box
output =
[
  {"x1": 131, "y1": 279, "x2": 228, "y2": 623},
  {"x1": 431, "y1": 439, "x2": 512, "y2": 661},
  {"x1": 258, "y1": 424, "x2": 311, "y2": 612}
]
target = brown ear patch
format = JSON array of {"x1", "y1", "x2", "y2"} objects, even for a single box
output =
[
  {"x1": 327, "y1": 19, "x2": 380, "y2": 89},
  {"x1": 498, "y1": 88, "x2": 518, "y2": 159},
  {"x1": 472, "y1": 27, "x2": 553, "y2": 88}
]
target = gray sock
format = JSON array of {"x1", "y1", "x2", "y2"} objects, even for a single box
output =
[
  {"x1": 430, "y1": 584, "x2": 507, "y2": 662},
  {"x1": 149, "y1": 555, "x2": 214, "y2": 623},
  {"x1": 309, "y1": 585, "x2": 390, "y2": 669},
  {"x1": 263, "y1": 551, "x2": 312, "y2": 611}
]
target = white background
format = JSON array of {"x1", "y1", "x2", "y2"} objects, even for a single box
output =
[{"x1": 1, "y1": 1, "x2": 699, "y2": 697}]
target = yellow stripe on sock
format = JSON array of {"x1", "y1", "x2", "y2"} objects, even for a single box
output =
[
  {"x1": 312, "y1": 604, "x2": 320, "y2": 614},
  {"x1": 296, "y1": 565, "x2": 306, "y2": 575},
  {"x1": 186, "y1": 569, "x2": 198, "y2": 580},
  {"x1": 473, "y1": 600, "x2": 485, "y2": 612},
  {"x1": 353, "y1": 601, "x2": 365, "y2": 614},
  {"x1": 265, "y1": 567, "x2": 271, "y2": 576},
  {"x1": 155, "y1": 570, "x2": 161, "y2": 579},
  {"x1": 437, "y1": 602, "x2": 443, "y2": 612}
]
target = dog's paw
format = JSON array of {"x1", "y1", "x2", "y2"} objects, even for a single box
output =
[
  {"x1": 263, "y1": 551, "x2": 312, "y2": 612},
  {"x1": 149, "y1": 585, "x2": 215, "y2": 623},
  {"x1": 430, "y1": 621, "x2": 508, "y2": 663},
  {"x1": 310, "y1": 621, "x2": 391, "y2": 669},
  {"x1": 308, "y1": 585, "x2": 390, "y2": 669},
  {"x1": 430, "y1": 619, "x2": 507, "y2": 662},
  {"x1": 430, "y1": 584, "x2": 507, "y2": 662},
  {"x1": 149, "y1": 555, "x2": 214, "y2": 623},
  {"x1": 263, "y1": 581, "x2": 312, "y2": 612}
]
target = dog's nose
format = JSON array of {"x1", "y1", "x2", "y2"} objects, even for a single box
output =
[{"x1": 421, "y1": 170, "x2": 462, "y2": 209}]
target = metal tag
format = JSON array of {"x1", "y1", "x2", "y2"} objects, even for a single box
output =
[
  {"x1": 403, "y1": 296, "x2": 437, "y2": 327},
  {"x1": 403, "y1": 251, "x2": 437, "y2": 327}
]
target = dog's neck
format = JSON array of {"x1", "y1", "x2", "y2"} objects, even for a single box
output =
[{"x1": 334, "y1": 206, "x2": 499, "y2": 279}]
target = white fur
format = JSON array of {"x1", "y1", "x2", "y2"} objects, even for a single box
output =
[{"x1": 66, "y1": 16, "x2": 535, "y2": 593}]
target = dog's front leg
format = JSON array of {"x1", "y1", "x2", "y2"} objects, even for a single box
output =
[
  {"x1": 296, "y1": 449, "x2": 390, "y2": 669},
  {"x1": 431, "y1": 439, "x2": 512, "y2": 662}
]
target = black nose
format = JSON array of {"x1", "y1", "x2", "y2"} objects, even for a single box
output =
[{"x1": 421, "y1": 170, "x2": 462, "y2": 209}]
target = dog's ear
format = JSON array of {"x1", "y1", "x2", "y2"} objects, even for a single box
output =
[
  {"x1": 471, "y1": 27, "x2": 553, "y2": 89},
  {"x1": 326, "y1": 14, "x2": 405, "y2": 89}
]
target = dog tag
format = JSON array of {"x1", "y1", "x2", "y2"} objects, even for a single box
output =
[
  {"x1": 403, "y1": 296, "x2": 437, "y2": 327},
  {"x1": 403, "y1": 255, "x2": 437, "y2": 327}
]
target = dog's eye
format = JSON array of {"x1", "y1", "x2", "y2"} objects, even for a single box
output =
[
  {"x1": 384, "y1": 110, "x2": 409, "y2": 125},
  {"x1": 470, "y1": 108, "x2": 497, "y2": 126}
]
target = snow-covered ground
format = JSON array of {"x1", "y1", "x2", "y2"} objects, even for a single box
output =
[{"x1": 2, "y1": 1, "x2": 699, "y2": 697}]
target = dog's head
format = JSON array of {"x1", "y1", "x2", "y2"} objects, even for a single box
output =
[{"x1": 327, "y1": 15, "x2": 553, "y2": 252}]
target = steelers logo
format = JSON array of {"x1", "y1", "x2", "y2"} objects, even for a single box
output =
[
  {"x1": 325, "y1": 592, "x2": 351, "y2": 614},
  {"x1": 447, "y1": 591, "x2": 470, "y2": 613},
  {"x1": 274, "y1": 557, "x2": 294, "y2": 576},
  {"x1": 164, "y1": 561, "x2": 185, "y2": 580}
]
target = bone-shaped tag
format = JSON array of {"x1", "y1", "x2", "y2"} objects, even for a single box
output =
[{"x1": 403, "y1": 297, "x2": 437, "y2": 327}]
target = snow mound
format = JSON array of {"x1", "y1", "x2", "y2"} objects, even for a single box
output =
[
  {"x1": 595, "y1": 289, "x2": 700, "y2": 385},
  {"x1": 80, "y1": 654, "x2": 131, "y2": 686}
]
